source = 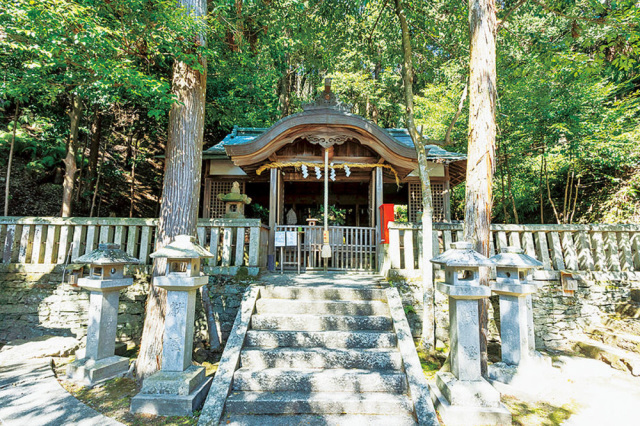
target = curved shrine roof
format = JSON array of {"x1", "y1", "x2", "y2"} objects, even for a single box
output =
[
  {"x1": 204, "y1": 83, "x2": 467, "y2": 184},
  {"x1": 205, "y1": 125, "x2": 465, "y2": 161}
]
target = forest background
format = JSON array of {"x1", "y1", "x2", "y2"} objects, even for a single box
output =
[{"x1": 1, "y1": 0, "x2": 638, "y2": 225}]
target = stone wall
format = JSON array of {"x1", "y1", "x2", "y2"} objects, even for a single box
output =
[
  {"x1": 392, "y1": 273, "x2": 639, "y2": 352},
  {"x1": 0, "y1": 265, "x2": 148, "y2": 344},
  {"x1": 0, "y1": 265, "x2": 248, "y2": 349},
  {"x1": 532, "y1": 278, "x2": 637, "y2": 350},
  {"x1": 2, "y1": 264, "x2": 637, "y2": 356},
  {"x1": 202, "y1": 276, "x2": 249, "y2": 344}
]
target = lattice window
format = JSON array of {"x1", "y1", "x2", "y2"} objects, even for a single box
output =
[
  {"x1": 408, "y1": 182, "x2": 445, "y2": 223},
  {"x1": 206, "y1": 181, "x2": 245, "y2": 219}
]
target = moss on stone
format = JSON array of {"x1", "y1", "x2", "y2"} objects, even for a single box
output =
[{"x1": 502, "y1": 395, "x2": 576, "y2": 426}]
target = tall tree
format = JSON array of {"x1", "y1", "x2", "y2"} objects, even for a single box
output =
[
  {"x1": 3, "y1": 101, "x2": 20, "y2": 216},
  {"x1": 1, "y1": 0, "x2": 202, "y2": 217},
  {"x1": 394, "y1": 0, "x2": 435, "y2": 350},
  {"x1": 61, "y1": 94, "x2": 83, "y2": 217},
  {"x1": 136, "y1": 0, "x2": 209, "y2": 379},
  {"x1": 462, "y1": 0, "x2": 497, "y2": 376}
]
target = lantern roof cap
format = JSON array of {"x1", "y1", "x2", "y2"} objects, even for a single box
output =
[
  {"x1": 489, "y1": 246, "x2": 543, "y2": 269},
  {"x1": 430, "y1": 241, "x2": 494, "y2": 267},
  {"x1": 73, "y1": 243, "x2": 140, "y2": 265},
  {"x1": 150, "y1": 235, "x2": 214, "y2": 259},
  {"x1": 217, "y1": 181, "x2": 252, "y2": 204}
]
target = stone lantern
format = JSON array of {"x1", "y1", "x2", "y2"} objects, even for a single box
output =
[
  {"x1": 66, "y1": 243, "x2": 140, "y2": 386},
  {"x1": 488, "y1": 246, "x2": 544, "y2": 383},
  {"x1": 218, "y1": 181, "x2": 251, "y2": 219},
  {"x1": 430, "y1": 241, "x2": 511, "y2": 425},
  {"x1": 131, "y1": 235, "x2": 214, "y2": 416}
]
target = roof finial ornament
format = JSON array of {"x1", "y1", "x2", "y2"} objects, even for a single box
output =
[{"x1": 302, "y1": 76, "x2": 351, "y2": 112}]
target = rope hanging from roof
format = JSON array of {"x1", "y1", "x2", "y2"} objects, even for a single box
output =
[{"x1": 255, "y1": 161, "x2": 401, "y2": 186}]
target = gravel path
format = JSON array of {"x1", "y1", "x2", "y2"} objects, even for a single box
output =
[{"x1": 0, "y1": 339, "x2": 124, "y2": 426}]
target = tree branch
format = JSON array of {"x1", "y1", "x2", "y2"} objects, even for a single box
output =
[
  {"x1": 531, "y1": 0, "x2": 607, "y2": 24},
  {"x1": 544, "y1": 156, "x2": 561, "y2": 224},
  {"x1": 444, "y1": 82, "x2": 468, "y2": 145},
  {"x1": 497, "y1": 0, "x2": 527, "y2": 30},
  {"x1": 368, "y1": 0, "x2": 390, "y2": 44}
]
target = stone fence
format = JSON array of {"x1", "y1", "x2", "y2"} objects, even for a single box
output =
[
  {"x1": 385, "y1": 222, "x2": 640, "y2": 281},
  {"x1": 0, "y1": 217, "x2": 269, "y2": 276}
]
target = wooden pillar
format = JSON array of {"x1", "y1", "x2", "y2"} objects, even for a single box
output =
[
  {"x1": 375, "y1": 167, "x2": 383, "y2": 232},
  {"x1": 369, "y1": 172, "x2": 375, "y2": 227},
  {"x1": 375, "y1": 167, "x2": 384, "y2": 272},
  {"x1": 202, "y1": 178, "x2": 212, "y2": 219},
  {"x1": 278, "y1": 169, "x2": 285, "y2": 224},
  {"x1": 268, "y1": 168, "x2": 278, "y2": 270},
  {"x1": 444, "y1": 164, "x2": 451, "y2": 222}
]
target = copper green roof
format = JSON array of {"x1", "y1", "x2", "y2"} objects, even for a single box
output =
[
  {"x1": 150, "y1": 235, "x2": 214, "y2": 259},
  {"x1": 489, "y1": 247, "x2": 543, "y2": 269},
  {"x1": 204, "y1": 126, "x2": 465, "y2": 162},
  {"x1": 73, "y1": 243, "x2": 140, "y2": 265},
  {"x1": 430, "y1": 241, "x2": 494, "y2": 268}
]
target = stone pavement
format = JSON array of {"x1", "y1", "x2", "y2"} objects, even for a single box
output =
[
  {"x1": 489, "y1": 353, "x2": 640, "y2": 426},
  {"x1": 259, "y1": 271, "x2": 388, "y2": 288},
  {"x1": 0, "y1": 338, "x2": 123, "y2": 426}
]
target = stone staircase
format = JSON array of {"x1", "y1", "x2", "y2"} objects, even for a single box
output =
[{"x1": 199, "y1": 282, "x2": 437, "y2": 425}]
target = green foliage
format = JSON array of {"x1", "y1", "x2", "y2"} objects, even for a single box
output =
[
  {"x1": 310, "y1": 205, "x2": 348, "y2": 226},
  {"x1": 403, "y1": 304, "x2": 416, "y2": 315},
  {"x1": 0, "y1": 113, "x2": 65, "y2": 171},
  {"x1": 445, "y1": 0, "x2": 640, "y2": 224},
  {"x1": 394, "y1": 205, "x2": 408, "y2": 223},
  {"x1": 247, "y1": 203, "x2": 269, "y2": 223},
  {"x1": 0, "y1": 0, "x2": 638, "y2": 223},
  {"x1": 0, "y1": 0, "x2": 206, "y2": 107}
]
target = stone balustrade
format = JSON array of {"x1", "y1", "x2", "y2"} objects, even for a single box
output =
[
  {"x1": 386, "y1": 222, "x2": 640, "y2": 280},
  {"x1": 0, "y1": 217, "x2": 269, "y2": 276}
]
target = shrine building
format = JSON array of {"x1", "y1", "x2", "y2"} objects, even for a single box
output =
[{"x1": 200, "y1": 80, "x2": 467, "y2": 271}]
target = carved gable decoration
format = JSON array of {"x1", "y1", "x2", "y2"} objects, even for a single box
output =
[
  {"x1": 305, "y1": 133, "x2": 349, "y2": 149},
  {"x1": 302, "y1": 78, "x2": 352, "y2": 113}
]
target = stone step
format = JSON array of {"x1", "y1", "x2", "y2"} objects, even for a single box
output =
[
  {"x1": 251, "y1": 314, "x2": 393, "y2": 332},
  {"x1": 587, "y1": 326, "x2": 640, "y2": 355},
  {"x1": 222, "y1": 414, "x2": 417, "y2": 425},
  {"x1": 260, "y1": 286, "x2": 387, "y2": 301},
  {"x1": 255, "y1": 299, "x2": 390, "y2": 316},
  {"x1": 605, "y1": 314, "x2": 640, "y2": 335},
  {"x1": 232, "y1": 368, "x2": 408, "y2": 393},
  {"x1": 572, "y1": 338, "x2": 640, "y2": 376},
  {"x1": 614, "y1": 301, "x2": 640, "y2": 319},
  {"x1": 245, "y1": 330, "x2": 397, "y2": 349},
  {"x1": 224, "y1": 391, "x2": 414, "y2": 415},
  {"x1": 240, "y1": 347, "x2": 403, "y2": 370}
]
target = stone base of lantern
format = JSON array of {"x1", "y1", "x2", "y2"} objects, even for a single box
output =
[
  {"x1": 130, "y1": 365, "x2": 212, "y2": 416},
  {"x1": 487, "y1": 352, "x2": 551, "y2": 384},
  {"x1": 66, "y1": 355, "x2": 130, "y2": 387},
  {"x1": 430, "y1": 372, "x2": 512, "y2": 426}
]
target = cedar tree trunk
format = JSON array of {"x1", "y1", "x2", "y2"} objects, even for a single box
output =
[
  {"x1": 4, "y1": 101, "x2": 19, "y2": 216},
  {"x1": 463, "y1": 0, "x2": 497, "y2": 376},
  {"x1": 136, "y1": 0, "x2": 208, "y2": 380},
  {"x1": 88, "y1": 111, "x2": 102, "y2": 182},
  {"x1": 395, "y1": 0, "x2": 435, "y2": 350},
  {"x1": 61, "y1": 95, "x2": 83, "y2": 217}
]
